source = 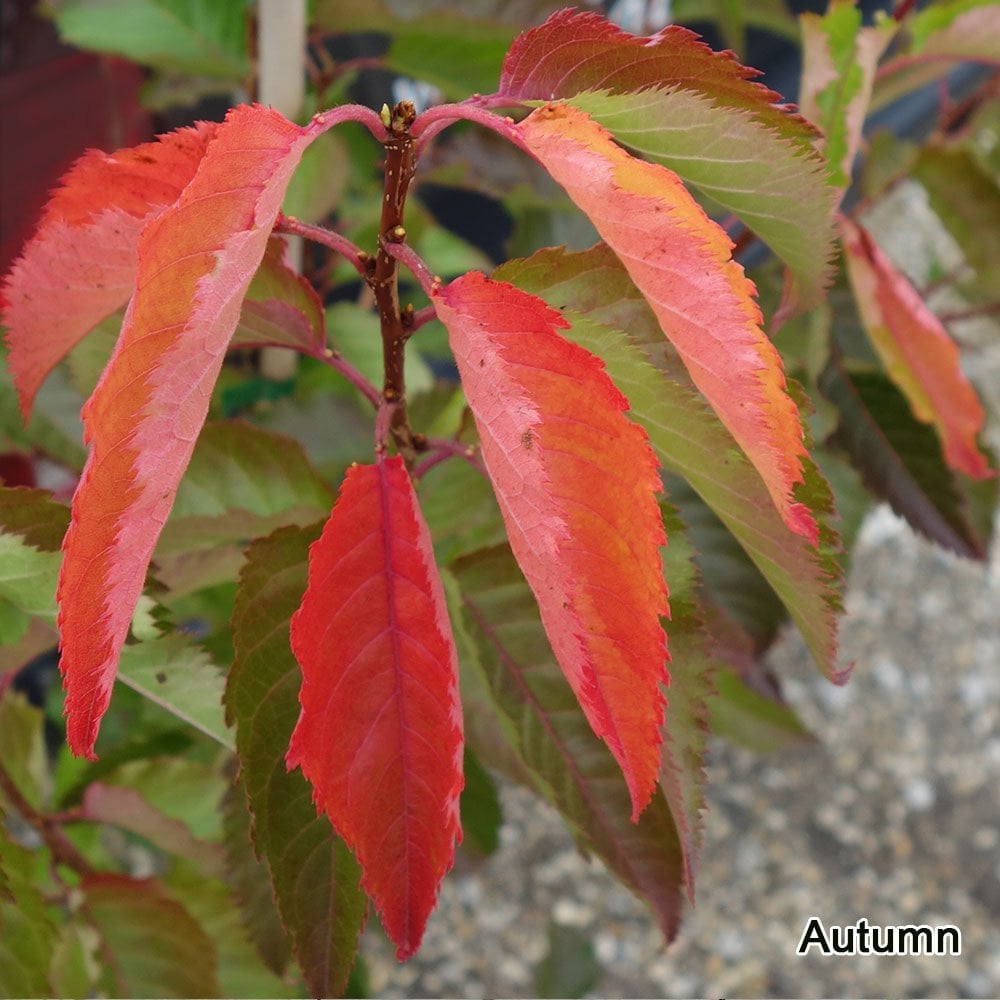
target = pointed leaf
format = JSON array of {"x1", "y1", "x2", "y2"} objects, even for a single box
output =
[
  {"x1": 431, "y1": 271, "x2": 669, "y2": 817},
  {"x1": 226, "y1": 523, "x2": 367, "y2": 996},
  {"x1": 820, "y1": 362, "x2": 992, "y2": 559},
  {"x1": 516, "y1": 107, "x2": 818, "y2": 543},
  {"x1": 56, "y1": 104, "x2": 329, "y2": 758},
  {"x1": 0, "y1": 810, "x2": 58, "y2": 998},
  {"x1": 495, "y1": 8, "x2": 834, "y2": 310},
  {"x1": 2, "y1": 122, "x2": 217, "y2": 415},
  {"x1": 81, "y1": 874, "x2": 220, "y2": 998},
  {"x1": 840, "y1": 216, "x2": 992, "y2": 480},
  {"x1": 497, "y1": 246, "x2": 843, "y2": 682},
  {"x1": 116, "y1": 634, "x2": 232, "y2": 750},
  {"x1": 872, "y1": 1, "x2": 1000, "y2": 110},
  {"x1": 452, "y1": 545, "x2": 685, "y2": 940},
  {"x1": 230, "y1": 236, "x2": 327, "y2": 354},
  {"x1": 799, "y1": 1, "x2": 895, "y2": 190},
  {"x1": 48, "y1": 0, "x2": 249, "y2": 79},
  {"x1": 287, "y1": 456, "x2": 463, "y2": 959}
]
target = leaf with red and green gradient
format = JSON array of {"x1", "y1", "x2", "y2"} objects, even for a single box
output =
[
  {"x1": 799, "y1": 1, "x2": 894, "y2": 190},
  {"x1": 230, "y1": 236, "x2": 326, "y2": 354},
  {"x1": 451, "y1": 544, "x2": 686, "y2": 938},
  {"x1": 1, "y1": 121, "x2": 217, "y2": 416},
  {"x1": 56, "y1": 104, "x2": 328, "y2": 759},
  {"x1": 496, "y1": 245, "x2": 843, "y2": 683},
  {"x1": 431, "y1": 271, "x2": 670, "y2": 818},
  {"x1": 82, "y1": 874, "x2": 219, "y2": 998},
  {"x1": 872, "y1": 1, "x2": 1000, "y2": 111},
  {"x1": 226, "y1": 523, "x2": 367, "y2": 997},
  {"x1": 819, "y1": 361, "x2": 993, "y2": 559},
  {"x1": 494, "y1": 8, "x2": 835, "y2": 312},
  {"x1": 286, "y1": 457, "x2": 463, "y2": 960},
  {"x1": 840, "y1": 216, "x2": 992, "y2": 480},
  {"x1": 517, "y1": 105, "x2": 817, "y2": 544}
]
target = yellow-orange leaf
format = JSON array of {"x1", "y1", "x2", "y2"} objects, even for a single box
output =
[
  {"x1": 840, "y1": 215, "x2": 992, "y2": 480},
  {"x1": 516, "y1": 104, "x2": 817, "y2": 545}
]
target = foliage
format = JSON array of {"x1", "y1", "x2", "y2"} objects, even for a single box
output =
[{"x1": 1, "y1": 1, "x2": 998, "y2": 994}]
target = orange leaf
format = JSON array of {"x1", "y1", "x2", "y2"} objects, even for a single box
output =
[
  {"x1": 432, "y1": 271, "x2": 669, "y2": 819},
  {"x1": 2, "y1": 122, "x2": 218, "y2": 416},
  {"x1": 58, "y1": 105, "x2": 319, "y2": 757},
  {"x1": 517, "y1": 104, "x2": 818, "y2": 545},
  {"x1": 840, "y1": 216, "x2": 992, "y2": 480},
  {"x1": 287, "y1": 456, "x2": 463, "y2": 960}
]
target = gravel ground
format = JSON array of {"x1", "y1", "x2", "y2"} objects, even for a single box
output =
[{"x1": 362, "y1": 183, "x2": 1000, "y2": 998}]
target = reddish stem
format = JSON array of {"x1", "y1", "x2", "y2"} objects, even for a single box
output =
[
  {"x1": 382, "y1": 241, "x2": 439, "y2": 298},
  {"x1": 412, "y1": 437, "x2": 486, "y2": 480},
  {"x1": 893, "y1": 0, "x2": 919, "y2": 20},
  {"x1": 311, "y1": 346, "x2": 381, "y2": 407},
  {"x1": 411, "y1": 102, "x2": 529, "y2": 159},
  {"x1": 0, "y1": 762, "x2": 94, "y2": 877},
  {"x1": 276, "y1": 214, "x2": 370, "y2": 277}
]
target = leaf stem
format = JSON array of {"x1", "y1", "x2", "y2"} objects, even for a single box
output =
[
  {"x1": 411, "y1": 103, "x2": 528, "y2": 159},
  {"x1": 311, "y1": 346, "x2": 382, "y2": 407},
  {"x1": 276, "y1": 214, "x2": 370, "y2": 278},
  {"x1": 382, "y1": 240, "x2": 439, "y2": 298},
  {"x1": 412, "y1": 437, "x2": 486, "y2": 480}
]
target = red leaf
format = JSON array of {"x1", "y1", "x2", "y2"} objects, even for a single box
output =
[
  {"x1": 517, "y1": 104, "x2": 818, "y2": 544},
  {"x1": 2, "y1": 122, "x2": 217, "y2": 417},
  {"x1": 286, "y1": 456, "x2": 463, "y2": 961},
  {"x1": 57, "y1": 105, "x2": 319, "y2": 758},
  {"x1": 840, "y1": 216, "x2": 992, "y2": 480},
  {"x1": 431, "y1": 271, "x2": 669, "y2": 819},
  {"x1": 497, "y1": 8, "x2": 818, "y2": 147}
]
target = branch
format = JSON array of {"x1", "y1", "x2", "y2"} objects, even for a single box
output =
[
  {"x1": 0, "y1": 760, "x2": 95, "y2": 877},
  {"x1": 412, "y1": 437, "x2": 486, "y2": 480}
]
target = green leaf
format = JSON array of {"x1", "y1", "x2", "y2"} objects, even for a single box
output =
[
  {"x1": 799, "y1": 0, "x2": 894, "y2": 189},
  {"x1": 451, "y1": 545, "x2": 686, "y2": 942},
  {"x1": 326, "y1": 303, "x2": 433, "y2": 397},
  {"x1": 911, "y1": 145, "x2": 1000, "y2": 303},
  {"x1": 116, "y1": 634, "x2": 232, "y2": 750},
  {"x1": 497, "y1": 246, "x2": 845, "y2": 683},
  {"x1": 163, "y1": 862, "x2": 290, "y2": 998},
  {"x1": 226, "y1": 523, "x2": 367, "y2": 998},
  {"x1": 534, "y1": 920, "x2": 601, "y2": 999},
  {"x1": 281, "y1": 131, "x2": 349, "y2": 225},
  {"x1": 220, "y1": 779, "x2": 292, "y2": 977},
  {"x1": 709, "y1": 666, "x2": 814, "y2": 753},
  {"x1": 82, "y1": 873, "x2": 221, "y2": 998},
  {"x1": 0, "y1": 355, "x2": 86, "y2": 472},
  {"x1": 459, "y1": 747, "x2": 502, "y2": 857},
  {"x1": 46, "y1": 0, "x2": 249, "y2": 80},
  {"x1": 819, "y1": 362, "x2": 994, "y2": 559},
  {"x1": 0, "y1": 487, "x2": 70, "y2": 551},
  {"x1": 313, "y1": 0, "x2": 517, "y2": 98},
  {"x1": 157, "y1": 422, "x2": 333, "y2": 558},
  {"x1": 0, "y1": 532, "x2": 59, "y2": 622},
  {"x1": 0, "y1": 811, "x2": 58, "y2": 998}
]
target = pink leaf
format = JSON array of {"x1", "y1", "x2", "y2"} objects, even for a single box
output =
[
  {"x1": 2, "y1": 122, "x2": 217, "y2": 416},
  {"x1": 287, "y1": 456, "x2": 463, "y2": 960},
  {"x1": 431, "y1": 271, "x2": 670, "y2": 819},
  {"x1": 840, "y1": 215, "x2": 992, "y2": 480}
]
